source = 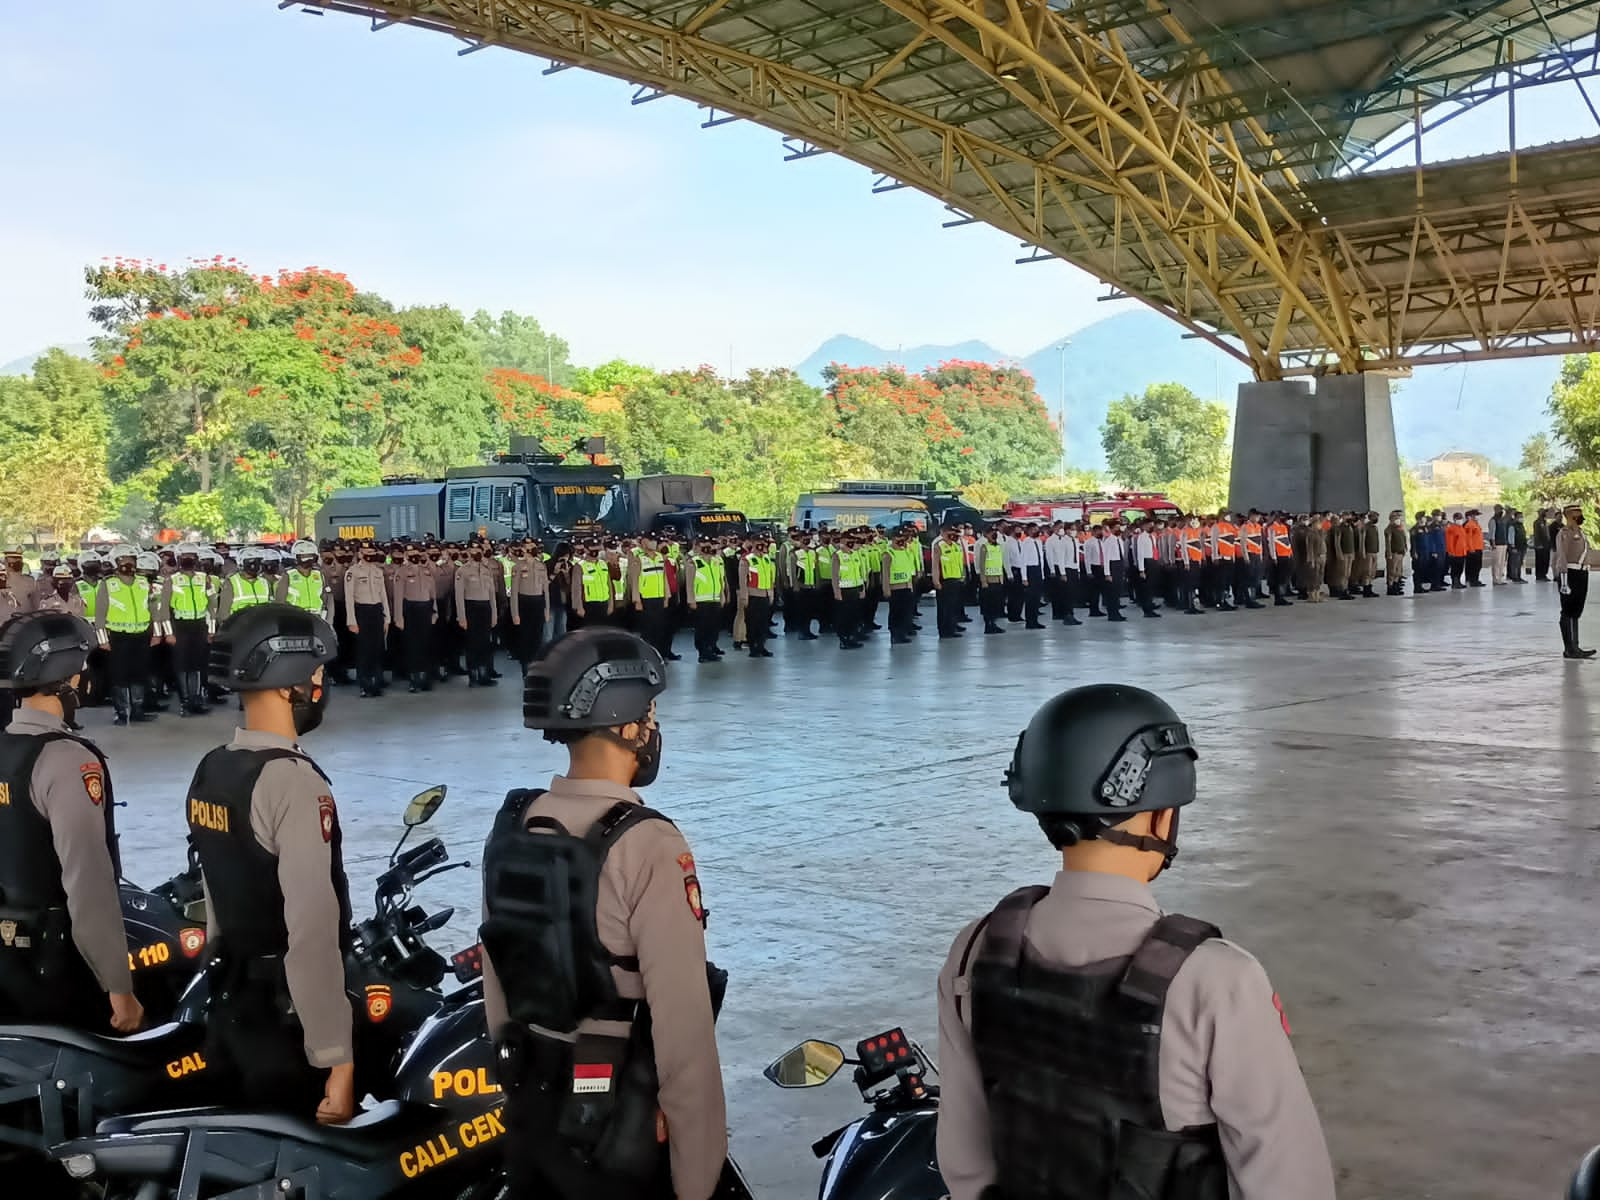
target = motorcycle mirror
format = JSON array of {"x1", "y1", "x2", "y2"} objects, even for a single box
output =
[
  {"x1": 764, "y1": 1040, "x2": 846, "y2": 1088},
  {"x1": 404, "y1": 786, "x2": 447, "y2": 827}
]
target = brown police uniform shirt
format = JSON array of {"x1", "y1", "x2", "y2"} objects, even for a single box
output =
[
  {"x1": 481, "y1": 776, "x2": 727, "y2": 1200},
  {"x1": 36, "y1": 587, "x2": 87, "y2": 618},
  {"x1": 453, "y1": 560, "x2": 499, "y2": 622},
  {"x1": 343, "y1": 562, "x2": 392, "y2": 623},
  {"x1": 201, "y1": 728, "x2": 352, "y2": 1069},
  {"x1": 512, "y1": 557, "x2": 548, "y2": 602},
  {"x1": 937, "y1": 871, "x2": 1335, "y2": 1200},
  {"x1": 5, "y1": 571, "x2": 39, "y2": 612},
  {"x1": 391, "y1": 564, "x2": 435, "y2": 629},
  {"x1": 8, "y1": 707, "x2": 131, "y2": 996}
]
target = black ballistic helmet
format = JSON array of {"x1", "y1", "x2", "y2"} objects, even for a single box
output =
[
  {"x1": 1006, "y1": 684, "x2": 1197, "y2": 843},
  {"x1": 524, "y1": 628, "x2": 665, "y2": 732},
  {"x1": 209, "y1": 603, "x2": 337, "y2": 691},
  {"x1": 0, "y1": 612, "x2": 93, "y2": 690}
]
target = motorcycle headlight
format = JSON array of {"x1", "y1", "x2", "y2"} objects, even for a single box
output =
[{"x1": 61, "y1": 1153, "x2": 96, "y2": 1179}]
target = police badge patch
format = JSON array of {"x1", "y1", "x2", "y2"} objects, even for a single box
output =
[
  {"x1": 317, "y1": 795, "x2": 337, "y2": 843},
  {"x1": 81, "y1": 763, "x2": 105, "y2": 806},
  {"x1": 683, "y1": 874, "x2": 706, "y2": 924},
  {"x1": 365, "y1": 983, "x2": 393, "y2": 1023}
]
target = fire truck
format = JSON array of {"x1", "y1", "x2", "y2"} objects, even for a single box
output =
[{"x1": 1002, "y1": 491, "x2": 1182, "y2": 525}]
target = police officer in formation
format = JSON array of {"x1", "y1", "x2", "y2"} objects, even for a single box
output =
[
  {"x1": 936, "y1": 684, "x2": 1336, "y2": 1200},
  {"x1": 187, "y1": 603, "x2": 356, "y2": 1123},
  {"x1": 0, "y1": 611, "x2": 142, "y2": 1032},
  {"x1": 481, "y1": 628, "x2": 726, "y2": 1200}
]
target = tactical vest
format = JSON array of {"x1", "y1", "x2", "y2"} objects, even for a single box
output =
[
  {"x1": 169, "y1": 572, "x2": 211, "y2": 621},
  {"x1": 186, "y1": 747, "x2": 352, "y2": 969},
  {"x1": 285, "y1": 569, "x2": 325, "y2": 612},
  {"x1": 0, "y1": 732, "x2": 118, "y2": 919},
  {"x1": 969, "y1": 886, "x2": 1227, "y2": 1200},
  {"x1": 480, "y1": 791, "x2": 679, "y2": 1180}
]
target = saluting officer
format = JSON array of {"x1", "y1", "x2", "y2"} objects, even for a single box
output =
[
  {"x1": 936, "y1": 685, "x2": 1335, "y2": 1200},
  {"x1": 0, "y1": 612, "x2": 142, "y2": 1032},
  {"x1": 455, "y1": 541, "x2": 501, "y2": 687},
  {"x1": 344, "y1": 543, "x2": 392, "y2": 697},
  {"x1": 189, "y1": 604, "x2": 354, "y2": 1123},
  {"x1": 481, "y1": 628, "x2": 726, "y2": 1200}
]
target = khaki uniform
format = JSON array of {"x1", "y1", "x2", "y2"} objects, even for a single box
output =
[
  {"x1": 4, "y1": 707, "x2": 131, "y2": 996},
  {"x1": 36, "y1": 585, "x2": 87, "y2": 618},
  {"x1": 937, "y1": 872, "x2": 1335, "y2": 1200},
  {"x1": 343, "y1": 561, "x2": 391, "y2": 692},
  {"x1": 202, "y1": 729, "x2": 352, "y2": 1068},
  {"x1": 4, "y1": 568, "x2": 39, "y2": 613},
  {"x1": 481, "y1": 775, "x2": 727, "y2": 1200},
  {"x1": 343, "y1": 562, "x2": 392, "y2": 620},
  {"x1": 392, "y1": 562, "x2": 437, "y2": 682}
]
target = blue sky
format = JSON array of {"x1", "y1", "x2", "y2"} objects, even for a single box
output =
[{"x1": 3, "y1": 2, "x2": 1596, "y2": 372}]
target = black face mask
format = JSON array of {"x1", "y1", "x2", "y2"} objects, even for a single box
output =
[
  {"x1": 632, "y1": 725, "x2": 663, "y2": 788},
  {"x1": 290, "y1": 680, "x2": 329, "y2": 737},
  {"x1": 179, "y1": 557, "x2": 198, "y2": 571},
  {"x1": 118, "y1": 564, "x2": 135, "y2": 577}
]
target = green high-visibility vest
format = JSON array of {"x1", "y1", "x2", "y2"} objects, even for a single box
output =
[
  {"x1": 230, "y1": 575, "x2": 272, "y2": 612},
  {"x1": 78, "y1": 579, "x2": 98, "y2": 621},
  {"x1": 889, "y1": 545, "x2": 919, "y2": 586},
  {"x1": 500, "y1": 557, "x2": 514, "y2": 591},
  {"x1": 747, "y1": 554, "x2": 775, "y2": 591},
  {"x1": 837, "y1": 550, "x2": 865, "y2": 589},
  {"x1": 979, "y1": 542, "x2": 1005, "y2": 579},
  {"x1": 285, "y1": 569, "x2": 324, "y2": 613},
  {"x1": 796, "y1": 548, "x2": 817, "y2": 587},
  {"x1": 637, "y1": 553, "x2": 666, "y2": 600},
  {"x1": 692, "y1": 557, "x2": 721, "y2": 601},
  {"x1": 817, "y1": 550, "x2": 834, "y2": 582},
  {"x1": 582, "y1": 561, "x2": 611, "y2": 603},
  {"x1": 104, "y1": 577, "x2": 151, "y2": 633},
  {"x1": 938, "y1": 540, "x2": 966, "y2": 581},
  {"x1": 169, "y1": 572, "x2": 211, "y2": 620}
]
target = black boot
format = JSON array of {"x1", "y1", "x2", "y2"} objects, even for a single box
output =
[
  {"x1": 176, "y1": 673, "x2": 192, "y2": 718},
  {"x1": 984, "y1": 621, "x2": 1004, "y2": 634},
  {"x1": 1575, "y1": 618, "x2": 1598, "y2": 658},
  {"x1": 188, "y1": 673, "x2": 210, "y2": 714},
  {"x1": 409, "y1": 673, "x2": 422, "y2": 694},
  {"x1": 480, "y1": 666, "x2": 499, "y2": 685},
  {"x1": 130, "y1": 685, "x2": 156, "y2": 722},
  {"x1": 112, "y1": 688, "x2": 130, "y2": 727},
  {"x1": 143, "y1": 682, "x2": 169, "y2": 713}
]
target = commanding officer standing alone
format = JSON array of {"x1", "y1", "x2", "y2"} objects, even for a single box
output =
[
  {"x1": 936, "y1": 684, "x2": 1335, "y2": 1200},
  {"x1": 1554, "y1": 505, "x2": 1598, "y2": 660},
  {"x1": 0, "y1": 612, "x2": 142, "y2": 1032},
  {"x1": 188, "y1": 604, "x2": 354, "y2": 1122},
  {"x1": 481, "y1": 629, "x2": 726, "y2": 1200}
]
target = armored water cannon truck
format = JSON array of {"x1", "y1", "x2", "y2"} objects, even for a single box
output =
[{"x1": 314, "y1": 437, "x2": 634, "y2": 545}]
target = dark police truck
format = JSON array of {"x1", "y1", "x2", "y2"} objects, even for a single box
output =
[{"x1": 314, "y1": 437, "x2": 633, "y2": 544}]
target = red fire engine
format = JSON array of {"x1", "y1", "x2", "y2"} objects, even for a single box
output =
[{"x1": 1002, "y1": 491, "x2": 1182, "y2": 525}]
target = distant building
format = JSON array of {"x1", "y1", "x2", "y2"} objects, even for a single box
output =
[{"x1": 1416, "y1": 451, "x2": 1499, "y2": 491}]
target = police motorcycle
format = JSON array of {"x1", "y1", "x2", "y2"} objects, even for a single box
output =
[
  {"x1": 1571, "y1": 1147, "x2": 1600, "y2": 1199},
  {"x1": 765, "y1": 1028, "x2": 945, "y2": 1200},
  {"x1": 47, "y1": 785, "x2": 509, "y2": 1200},
  {"x1": 121, "y1": 844, "x2": 209, "y2": 1021}
]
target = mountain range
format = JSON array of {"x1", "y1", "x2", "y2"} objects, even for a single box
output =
[{"x1": 794, "y1": 310, "x2": 1562, "y2": 471}]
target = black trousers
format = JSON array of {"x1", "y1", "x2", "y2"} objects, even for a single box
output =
[
  {"x1": 936, "y1": 586, "x2": 964, "y2": 636},
  {"x1": 0, "y1": 943, "x2": 105, "y2": 1029},
  {"x1": 1560, "y1": 568, "x2": 1589, "y2": 619},
  {"x1": 172, "y1": 618, "x2": 209, "y2": 675},
  {"x1": 979, "y1": 582, "x2": 1005, "y2": 626},
  {"x1": 403, "y1": 600, "x2": 435, "y2": 676},
  {"x1": 1006, "y1": 570, "x2": 1025, "y2": 621},
  {"x1": 1089, "y1": 566, "x2": 1107, "y2": 614},
  {"x1": 888, "y1": 588, "x2": 916, "y2": 638},
  {"x1": 835, "y1": 587, "x2": 863, "y2": 644},
  {"x1": 332, "y1": 598, "x2": 353, "y2": 674},
  {"x1": 354, "y1": 603, "x2": 386, "y2": 690},
  {"x1": 107, "y1": 629, "x2": 150, "y2": 688},
  {"x1": 745, "y1": 596, "x2": 772, "y2": 652},
  {"x1": 1104, "y1": 562, "x2": 1125, "y2": 617},
  {"x1": 434, "y1": 595, "x2": 460, "y2": 673},
  {"x1": 464, "y1": 599, "x2": 494, "y2": 673},
  {"x1": 517, "y1": 594, "x2": 547, "y2": 663},
  {"x1": 1508, "y1": 549, "x2": 1525, "y2": 580},
  {"x1": 1448, "y1": 556, "x2": 1465, "y2": 586},
  {"x1": 1136, "y1": 562, "x2": 1158, "y2": 613},
  {"x1": 692, "y1": 603, "x2": 722, "y2": 656},
  {"x1": 1465, "y1": 550, "x2": 1484, "y2": 584},
  {"x1": 207, "y1": 986, "x2": 324, "y2": 1119},
  {"x1": 1023, "y1": 567, "x2": 1044, "y2": 624},
  {"x1": 1536, "y1": 547, "x2": 1552, "y2": 580}
]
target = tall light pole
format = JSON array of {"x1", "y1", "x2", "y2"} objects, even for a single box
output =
[{"x1": 1056, "y1": 339, "x2": 1070, "y2": 480}]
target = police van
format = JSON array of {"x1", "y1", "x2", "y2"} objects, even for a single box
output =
[{"x1": 792, "y1": 481, "x2": 980, "y2": 535}]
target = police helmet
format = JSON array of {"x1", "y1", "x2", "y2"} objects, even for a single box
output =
[
  {"x1": 136, "y1": 551, "x2": 160, "y2": 573},
  {"x1": 198, "y1": 549, "x2": 222, "y2": 567},
  {"x1": 524, "y1": 628, "x2": 665, "y2": 733},
  {"x1": 209, "y1": 603, "x2": 337, "y2": 691},
  {"x1": 51, "y1": 565, "x2": 74, "y2": 579},
  {"x1": 111, "y1": 543, "x2": 137, "y2": 563},
  {"x1": 292, "y1": 539, "x2": 318, "y2": 561},
  {"x1": 237, "y1": 547, "x2": 266, "y2": 569},
  {"x1": 1005, "y1": 685, "x2": 1197, "y2": 843},
  {"x1": 0, "y1": 611, "x2": 93, "y2": 691},
  {"x1": 174, "y1": 541, "x2": 201, "y2": 558}
]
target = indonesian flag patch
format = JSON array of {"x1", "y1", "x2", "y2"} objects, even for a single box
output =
[{"x1": 573, "y1": 1064, "x2": 614, "y2": 1095}]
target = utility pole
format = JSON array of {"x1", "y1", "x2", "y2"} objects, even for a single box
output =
[{"x1": 1056, "y1": 339, "x2": 1070, "y2": 479}]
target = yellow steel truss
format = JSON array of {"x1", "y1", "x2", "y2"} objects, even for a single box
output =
[{"x1": 293, "y1": 0, "x2": 1600, "y2": 378}]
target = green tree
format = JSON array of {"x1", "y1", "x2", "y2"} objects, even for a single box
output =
[
  {"x1": 467, "y1": 310, "x2": 573, "y2": 387},
  {"x1": 0, "y1": 350, "x2": 112, "y2": 545},
  {"x1": 1101, "y1": 383, "x2": 1229, "y2": 488}
]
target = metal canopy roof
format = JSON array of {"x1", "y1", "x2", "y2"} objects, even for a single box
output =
[{"x1": 295, "y1": 0, "x2": 1600, "y2": 377}]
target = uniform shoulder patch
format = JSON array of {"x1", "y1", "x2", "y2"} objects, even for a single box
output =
[
  {"x1": 1271, "y1": 991, "x2": 1292, "y2": 1037},
  {"x1": 676, "y1": 851, "x2": 696, "y2": 874},
  {"x1": 317, "y1": 795, "x2": 337, "y2": 843},
  {"x1": 683, "y1": 874, "x2": 706, "y2": 925},
  {"x1": 80, "y1": 762, "x2": 105, "y2": 806}
]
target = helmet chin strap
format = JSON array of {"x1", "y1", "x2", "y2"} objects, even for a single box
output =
[{"x1": 1098, "y1": 809, "x2": 1180, "y2": 868}]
